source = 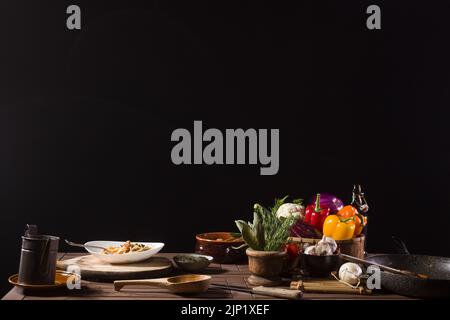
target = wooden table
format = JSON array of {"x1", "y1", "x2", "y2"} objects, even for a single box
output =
[{"x1": 3, "y1": 253, "x2": 409, "y2": 300}]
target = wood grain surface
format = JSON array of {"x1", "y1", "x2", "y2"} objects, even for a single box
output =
[{"x1": 2, "y1": 253, "x2": 411, "y2": 300}]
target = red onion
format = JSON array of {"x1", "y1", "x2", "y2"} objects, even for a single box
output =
[
  {"x1": 309, "y1": 193, "x2": 344, "y2": 214},
  {"x1": 291, "y1": 222, "x2": 322, "y2": 239}
]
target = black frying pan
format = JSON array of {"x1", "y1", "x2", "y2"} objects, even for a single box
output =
[{"x1": 365, "y1": 236, "x2": 450, "y2": 299}]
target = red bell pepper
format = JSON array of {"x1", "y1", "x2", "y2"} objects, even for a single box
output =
[{"x1": 304, "y1": 194, "x2": 331, "y2": 231}]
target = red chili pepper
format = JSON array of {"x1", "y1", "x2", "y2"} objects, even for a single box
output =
[{"x1": 304, "y1": 194, "x2": 331, "y2": 231}]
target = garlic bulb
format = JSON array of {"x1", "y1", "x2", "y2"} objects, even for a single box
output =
[
  {"x1": 339, "y1": 262, "x2": 363, "y2": 285},
  {"x1": 304, "y1": 245, "x2": 316, "y2": 255},
  {"x1": 303, "y1": 236, "x2": 337, "y2": 256},
  {"x1": 318, "y1": 236, "x2": 337, "y2": 253},
  {"x1": 315, "y1": 242, "x2": 333, "y2": 256}
]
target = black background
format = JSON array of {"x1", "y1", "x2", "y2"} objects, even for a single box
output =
[{"x1": 1, "y1": 0, "x2": 449, "y2": 295}]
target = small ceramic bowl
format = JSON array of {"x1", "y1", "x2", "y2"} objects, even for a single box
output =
[
  {"x1": 195, "y1": 232, "x2": 246, "y2": 264},
  {"x1": 173, "y1": 254, "x2": 214, "y2": 272}
]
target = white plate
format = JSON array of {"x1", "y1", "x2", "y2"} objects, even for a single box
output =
[{"x1": 84, "y1": 241, "x2": 164, "y2": 264}]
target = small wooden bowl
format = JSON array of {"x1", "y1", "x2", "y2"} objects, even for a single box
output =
[{"x1": 195, "y1": 232, "x2": 246, "y2": 264}]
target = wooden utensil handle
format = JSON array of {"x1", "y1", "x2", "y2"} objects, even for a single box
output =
[
  {"x1": 252, "y1": 286, "x2": 303, "y2": 300},
  {"x1": 114, "y1": 278, "x2": 169, "y2": 291},
  {"x1": 301, "y1": 285, "x2": 365, "y2": 295}
]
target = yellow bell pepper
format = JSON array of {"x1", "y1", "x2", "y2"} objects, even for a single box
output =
[{"x1": 322, "y1": 215, "x2": 356, "y2": 240}]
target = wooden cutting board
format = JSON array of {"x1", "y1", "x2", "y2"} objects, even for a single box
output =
[{"x1": 57, "y1": 255, "x2": 173, "y2": 281}]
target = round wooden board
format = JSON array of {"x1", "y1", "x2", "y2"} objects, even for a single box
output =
[{"x1": 57, "y1": 255, "x2": 173, "y2": 281}]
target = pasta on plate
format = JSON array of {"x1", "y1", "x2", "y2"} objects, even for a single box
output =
[{"x1": 103, "y1": 240, "x2": 151, "y2": 254}]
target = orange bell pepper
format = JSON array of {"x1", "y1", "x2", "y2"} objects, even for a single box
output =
[{"x1": 337, "y1": 205, "x2": 367, "y2": 237}]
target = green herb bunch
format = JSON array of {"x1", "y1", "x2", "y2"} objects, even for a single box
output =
[{"x1": 235, "y1": 196, "x2": 299, "y2": 252}]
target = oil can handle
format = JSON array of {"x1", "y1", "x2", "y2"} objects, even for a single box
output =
[{"x1": 24, "y1": 224, "x2": 38, "y2": 237}]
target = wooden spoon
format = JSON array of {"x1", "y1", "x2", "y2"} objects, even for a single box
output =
[
  {"x1": 114, "y1": 274, "x2": 211, "y2": 294},
  {"x1": 340, "y1": 253, "x2": 428, "y2": 279}
]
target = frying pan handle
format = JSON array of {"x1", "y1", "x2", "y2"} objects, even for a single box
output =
[{"x1": 391, "y1": 235, "x2": 410, "y2": 254}]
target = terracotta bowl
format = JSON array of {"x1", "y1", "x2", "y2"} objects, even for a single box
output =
[{"x1": 195, "y1": 232, "x2": 246, "y2": 264}]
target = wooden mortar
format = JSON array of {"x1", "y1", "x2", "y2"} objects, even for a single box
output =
[{"x1": 246, "y1": 248, "x2": 287, "y2": 286}]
